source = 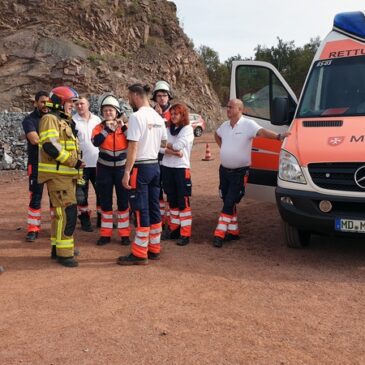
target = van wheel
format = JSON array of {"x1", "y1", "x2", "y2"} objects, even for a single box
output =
[
  {"x1": 282, "y1": 221, "x2": 310, "y2": 248},
  {"x1": 194, "y1": 127, "x2": 203, "y2": 137}
]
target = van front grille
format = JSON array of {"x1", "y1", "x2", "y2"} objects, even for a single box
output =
[
  {"x1": 303, "y1": 120, "x2": 343, "y2": 127},
  {"x1": 308, "y1": 162, "x2": 365, "y2": 191}
]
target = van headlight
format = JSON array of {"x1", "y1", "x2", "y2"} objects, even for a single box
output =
[{"x1": 278, "y1": 150, "x2": 306, "y2": 184}]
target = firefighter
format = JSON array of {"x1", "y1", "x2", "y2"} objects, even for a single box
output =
[
  {"x1": 117, "y1": 83, "x2": 167, "y2": 265},
  {"x1": 151, "y1": 80, "x2": 173, "y2": 231},
  {"x1": 73, "y1": 96, "x2": 101, "y2": 232},
  {"x1": 160, "y1": 103, "x2": 194, "y2": 246},
  {"x1": 38, "y1": 86, "x2": 84, "y2": 267},
  {"x1": 22, "y1": 91, "x2": 50, "y2": 242},
  {"x1": 91, "y1": 95, "x2": 130, "y2": 246}
]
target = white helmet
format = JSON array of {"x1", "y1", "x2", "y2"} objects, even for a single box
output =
[
  {"x1": 100, "y1": 95, "x2": 122, "y2": 117},
  {"x1": 152, "y1": 80, "x2": 173, "y2": 101}
]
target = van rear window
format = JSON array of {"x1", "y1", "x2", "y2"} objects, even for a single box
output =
[{"x1": 298, "y1": 56, "x2": 365, "y2": 117}]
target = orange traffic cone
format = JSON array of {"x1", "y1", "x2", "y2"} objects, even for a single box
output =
[{"x1": 202, "y1": 143, "x2": 214, "y2": 161}]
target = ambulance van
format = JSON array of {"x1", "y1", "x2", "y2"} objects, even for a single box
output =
[{"x1": 230, "y1": 11, "x2": 365, "y2": 247}]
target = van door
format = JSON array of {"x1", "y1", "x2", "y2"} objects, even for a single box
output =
[{"x1": 230, "y1": 61, "x2": 298, "y2": 201}]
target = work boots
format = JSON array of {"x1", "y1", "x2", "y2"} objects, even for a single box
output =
[
  {"x1": 79, "y1": 213, "x2": 93, "y2": 232},
  {"x1": 120, "y1": 236, "x2": 131, "y2": 246},
  {"x1": 97, "y1": 236, "x2": 111, "y2": 246},
  {"x1": 117, "y1": 253, "x2": 148, "y2": 266},
  {"x1": 161, "y1": 227, "x2": 180, "y2": 240},
  {"x1": 25, "y1": 231, "x2": 38, "y2": 242},
  {"x1": 177, "y1": 236, "x2": 190, "y2": 246},
  {"x1": 57, "y1": 256, "x2": 79, "y2": 267}
]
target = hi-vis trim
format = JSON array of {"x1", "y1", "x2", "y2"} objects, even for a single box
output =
[
  {"x1": 65, "y1": 141, "x2": 77, "y2": 150},
  {"x1": 38, "y1": 163, "x2": 77, "y2": 174},
  {"x1": 55, "y1": 149, "x2": 70, "y2": 163},
  {"x1": 39, "y1": 129, "x2": 59, "y2": 143},
  {"x1": 97, "y1": 158, "x2": 126, "y2": 167},
  {"x1": 99, "y1": 147, "x2": 127, "y2": 156}
]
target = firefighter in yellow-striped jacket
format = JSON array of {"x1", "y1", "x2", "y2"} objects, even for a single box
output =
[{"x1": 38, "y1": 86, "x2": 84, "y2": 267}]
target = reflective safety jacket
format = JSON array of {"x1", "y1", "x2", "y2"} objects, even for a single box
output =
[
  {"x1": 38, "y1": 111, "x2": 82, "y2": 183},
  {"x1": 91, "y1": 122, "x2": 128, "y2": 167}
]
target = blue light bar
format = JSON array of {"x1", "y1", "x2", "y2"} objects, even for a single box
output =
[{"x1": 334, "y1": 11, "x2": 365, "y2": 38}]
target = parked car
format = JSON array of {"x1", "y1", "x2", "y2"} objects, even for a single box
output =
[{"x1": 189, "y1": 113, "x2": 206, "y2": 137}]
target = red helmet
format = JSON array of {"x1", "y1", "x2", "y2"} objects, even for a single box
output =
[{"x1": 48, "y1": 86, "x2": 79, "y2": 110}]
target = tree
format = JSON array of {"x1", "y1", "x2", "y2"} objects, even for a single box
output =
[{"x1": 199, "y1": 37, "x2": 320, "y2": 105}]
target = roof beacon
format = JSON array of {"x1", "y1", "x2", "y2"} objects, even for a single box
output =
[{"x1": 333, "y1": 11, "x2": 365, "y2": 39}]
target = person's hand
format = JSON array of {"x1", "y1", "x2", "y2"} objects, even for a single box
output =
[
  {"x1": 280, "y1": 131, "x2": 291, "y2": 140},
  {"x1": 155, "y1": 103, "x2": 162, "y2": 115},
  {"x1": 106, "y1": 120, "x2": 117, "y2": 131},
  {"x1": 122, "y1": 171, "x2": 131, "y2": 190},
  {"x1": 176, "y1": 151, "x2": 183, "y2": 158},
  {"x1": 167, "y1": 143, "x2": 173, "y2": 149}
]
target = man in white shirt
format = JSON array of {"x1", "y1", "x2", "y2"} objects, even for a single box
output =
[
  {"x1": 73, "y1": 97, "x2": 101, "y2": 231},
  {"x1": 213, "y1": 99, "x2": 289, "y2": 248},
  {"x1": 117, "y1": 83, "x2": 167, "y2": 265}
]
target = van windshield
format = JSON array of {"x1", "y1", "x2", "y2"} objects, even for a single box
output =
[{"x1": 298, "y1": 56, "x2": 365, "y2": 117}]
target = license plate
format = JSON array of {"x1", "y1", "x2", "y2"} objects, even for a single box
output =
[{"x1": 335, "y1": 218, "x2": 365, "y2": 233}]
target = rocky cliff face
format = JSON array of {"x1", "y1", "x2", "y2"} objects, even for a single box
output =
[{"x1": 0, "y1": 0, "x2": 222, "y2": 125}]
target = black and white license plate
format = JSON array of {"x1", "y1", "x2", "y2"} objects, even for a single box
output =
[{"x1": 335, "y1": 218, "x2": 365, "y2": 233}]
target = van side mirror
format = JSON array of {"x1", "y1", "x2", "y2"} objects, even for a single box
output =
[{"x1": 272, "y1": 97, "x2": 291, "y2": 125}]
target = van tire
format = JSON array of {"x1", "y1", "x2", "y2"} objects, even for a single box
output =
[{"x1": 282, "y1": 221, "x2": 310, "y2": 248}]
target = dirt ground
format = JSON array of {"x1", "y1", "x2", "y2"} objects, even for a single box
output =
[{"x1": 0, "y1": 133, "x2": 364, "y2": 365}]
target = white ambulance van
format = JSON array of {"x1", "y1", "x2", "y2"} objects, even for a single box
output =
[{"x1": 230, "y1": 11, "x2": 365, "y2": 247}]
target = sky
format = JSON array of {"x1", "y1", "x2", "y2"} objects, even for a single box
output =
[{"x1": 171, "y1": 0, "x2": 365, "y2": 62}]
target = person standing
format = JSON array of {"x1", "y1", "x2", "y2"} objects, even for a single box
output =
[
  {"x1": 73, "y1": 96, "x2": 101, "y2": 232},
  {"x1": 161, "y1": 103, "x2": 194, "y2": 246},
  {"x1": 152, "y1": 80, "x2": 173, "y2": 231},
  {"x1": 22, "y1": 91, "x2": 49, "y2": 242},
  {"x1": 213, "y1": 99, "x2": 289, "y2": 248},
  {"x1": 91, "y1": 95, "x2": 130, "y2": 246},
  {"x1": 117, "y1": 83, "x2": 167, "y2": 265},
  {"x1": 38, "y1": 86, "x2": 84, "y2": 267}
]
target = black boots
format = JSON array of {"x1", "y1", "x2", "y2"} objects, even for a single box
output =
[
  {"x1": 25, "y1": 231, "x2": 38, "y2": 242},
  {"x1": 177, "y1": 236, "x2": 190, "y2": 246},
  {"x1": 213, "y1": 236, "x2": 224, "y2": 248},
  {"x1": 79, "y1": 213, "x2": 93, "y2": 232},
  {"x1": 117, "y1": 253, "x2": 148, "y2": 266},
  {"x1": 97, "y1": 236, "x2": 111, "y2": 246},
  {"x1": 120, "y1": 236, "x2": 131, "y2": 246},
  {"x1": 57, "y1": 256, "x2": 79, "y2": 267}
]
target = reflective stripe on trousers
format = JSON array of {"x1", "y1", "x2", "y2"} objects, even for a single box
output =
[{"x1": 214, "y1": 212, "x2": 233, "y2": 239}]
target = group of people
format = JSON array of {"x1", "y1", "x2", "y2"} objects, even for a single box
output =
[{"x1": 22, "y1": 80, "x2": 288, "y2": 268}]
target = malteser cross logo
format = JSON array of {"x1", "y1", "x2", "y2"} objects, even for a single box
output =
[{"x1": 328, "y1": 136, "x2": 345, "y2": 146}]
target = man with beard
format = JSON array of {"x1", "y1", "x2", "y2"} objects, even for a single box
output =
[
  {"x1": 117, "y1": 83, "x2": 167, "y2": 265},
  {"x1": 22, "y1": 91, "x2": 50, "y2": 242}
]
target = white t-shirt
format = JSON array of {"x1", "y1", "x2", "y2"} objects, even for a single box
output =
[
  {"x1": 127, "y1": 106, "x2": 167, "y2": 162},
  {"x1": 216, "y1": 116, "x2": 261, "y2": 169},
  {"x1": 73, "y1": 112, "x2": 101, "y2": 167},
  {"x1": 161, "y1": 125, "x2": 194, "y2": 168}
]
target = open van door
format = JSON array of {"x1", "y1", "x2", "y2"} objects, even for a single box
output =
[{"x1": 230, "y1": 61, "x2": 298, "y2": 202}]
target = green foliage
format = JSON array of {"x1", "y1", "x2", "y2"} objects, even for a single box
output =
[
  {"x1": 197, "y1": 45, "x2": 229, "y2": 104},
  {"x1": 255, "y1": 37, "x2": 320, "y2": 96},
  {"x1": 199, "y1": 37, "x2": 320, "y2": 105}
]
